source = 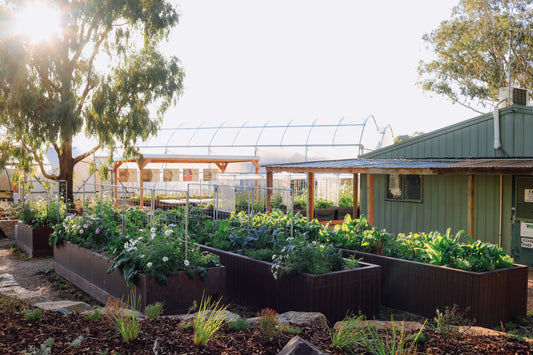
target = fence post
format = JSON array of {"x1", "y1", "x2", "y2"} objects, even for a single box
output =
[
  {"x1": 290, "y1": 188, "x2": 294, "y2": 239},
  {"x1": 214, "y1": 185, "x2": 218, "y2": 221},
  {"x1": 185, "y1": 190, "x2": 189, "y2": 262},
  {"x1": 150, "y1": 187, "x2": 155, "y2": 230},
  {"x1": 99, "y1": 184, "x2": 104, "y2": 217},
  {"x1": 121, "y1": 185, "x2": 126, "y2": 239}
]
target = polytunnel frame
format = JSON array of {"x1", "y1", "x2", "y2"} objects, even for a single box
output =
[{"x1": 139, "y1": 116, "x2": 383, "y2": 157}]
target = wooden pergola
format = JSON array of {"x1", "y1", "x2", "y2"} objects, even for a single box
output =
[{"x1": 113, "y1": 154, "x2": 260, "y2": 200}]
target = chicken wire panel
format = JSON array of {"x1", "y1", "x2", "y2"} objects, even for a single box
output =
[{"x1": 19, "y1": 180, "x2": 67, "y2": 225}]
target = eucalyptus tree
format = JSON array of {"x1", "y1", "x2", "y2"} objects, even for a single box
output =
[
  {"x1": 0, "y1": 0, "x2": 184, "y2": 203},
  {"x1": 418, "y1": 0, "x2": 533, "y2": 113}
]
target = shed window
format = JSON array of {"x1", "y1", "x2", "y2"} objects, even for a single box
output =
[{"x1": 386, "y1": 174, "x2": 422, "y2": 202}]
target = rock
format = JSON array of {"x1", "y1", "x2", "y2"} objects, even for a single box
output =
[
  {"x1": 0, "y1": 220, "x2": 18, "y2": 239},
  {"x1": 164, "y1": 310, "x2": 240, "y2": 322},
  {"x1": 456, "y1": 326, "x2": 506, "y2": 337},
  {"x1": 248, "y1": 312, "x2": 328, "y2": 329},
  {"x1": 0, "y1": 274, "x2": 18, "y2": 288},
  {"x1": 333, "y1": 320, "x2": 424, "y2": 333},
  {"x1": 9, "y1": 287, "x2": 49, "y2": 304},
  {"x1": 277, "y1": 336, "x2": 326, "y2": 355},
  {"x1": 33, "y1": 300, "x2": 91, "y2": 314}
]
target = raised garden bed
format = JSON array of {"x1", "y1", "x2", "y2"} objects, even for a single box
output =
[
  {"x1": 341, "y1": 249, "x2": 528, "y2": 327},
  {"x1": 54, "y1": 241, "x2": 225, "y2": 315},
  {"x1": 16, "y1": 223, "x2": 54, "y2": 257},
  {"x1": 200, "y1": 245, "x2": 381, "y2": 322}
]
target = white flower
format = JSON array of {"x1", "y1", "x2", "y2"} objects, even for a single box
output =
[
  {"x1": 147, "y1": 262, "x2": 153, "y2": 268},
  {"x1": 164, "y1": 229, "x2": 172, "y2": 236},
  {"x1": 150, "y1": 233, "x2": 155, "y2": 240},
  {"x1": 184, "y1": 259, "x2": 190, "y2": 267},
  {"x1": 79, "y1": 229, "x2": 84, "y2": 234},
  {"x1": 150, "y1": 227, "x2": 155, "y2": 233},
  {"x1": 140, "y1": 254, "x2": 145, "y2": 258},
  {"x1": 162, "y1": 256, "x2": 169, "y2": 262},
  {"x1": 124, "y1": 242, "x2": 129, "y2": 249},
  {"x1": 169, "y1": 224, "x2": 176, "y2": 227}
]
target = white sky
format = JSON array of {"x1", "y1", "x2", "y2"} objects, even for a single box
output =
[{"x1": 157, "y1": 0, "x2": 478, "y2": 138}]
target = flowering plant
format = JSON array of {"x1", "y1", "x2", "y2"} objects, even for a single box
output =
[
  {"x1": 14, "y1": 198, "x2": 65, "y2": 228},
  {"x1": 108, "y1": 226, "x2": 220, "y2": 286},
  {"x1": 49, "y1": 213, "x2": 117, "y2": 250}
]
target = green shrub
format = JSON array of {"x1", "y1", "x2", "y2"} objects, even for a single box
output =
[
  {"x1": 22, "y1": 308, "x2": 42, "y2": 322},
  {"x1": 227, "y1": 317, "x2": 249, "y2": 331},
  {"x1": 145, "y1": 302, "x2": 164, "y2": 319}
]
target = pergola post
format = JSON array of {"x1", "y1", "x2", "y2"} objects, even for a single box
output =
[
  {"x1": 266, "y1": 170, "x2": 273, "y2": 213},
  {"x1": 353, "y1": 173, "x2": 359, "y2": 218},
  {"x1": 307, "y1": 172, "x2": 315, "y2": 220},
  {"x1": 367, "y1": 174, "x2": 374, "y2": 226},
  {"x1": 468, "y1": 175, "x2": 475, "y2": 238}
]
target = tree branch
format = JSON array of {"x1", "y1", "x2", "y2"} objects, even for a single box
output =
[{"x1": 73, "y1": 144, "x2": 101, "y2": 165}]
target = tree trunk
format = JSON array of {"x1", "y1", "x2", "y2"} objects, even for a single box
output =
[{"x1": 57, "y1": 143, "x2": 75, "y2": 209}]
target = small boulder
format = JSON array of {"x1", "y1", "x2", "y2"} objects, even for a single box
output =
[
  {"x1": 277, "y1": 336, "x2": 326, "y2": 355},
  {"x1": 33, "y1": 300, "x2": 91, "y2": 314},
  {"x1": 277, "y1": 312, "x2": 328, "y2": 329}
]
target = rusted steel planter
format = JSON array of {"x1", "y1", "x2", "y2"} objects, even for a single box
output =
[
  {"x1": 341, "y1": 249, "x2": 527, "y2": 327},
  {"x1": 200, "y1": 245, "x2": 381, "y2": 322},
  {"x1": 54, "y1": 241, "x2": 225, "y2": 315},
  {"x1": 16, "y1": 223, "x2": 54, "y2": 257}
]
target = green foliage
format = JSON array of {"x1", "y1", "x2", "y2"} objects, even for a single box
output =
[
  {"x1": 14, "y1": 199, "x2": 65, "y2": 228},
  {"x1": 315, "y1": 198, "x2": 334, "y2": 208},
  {"x1": 257, "y1": 308, "x2": 280, "y2": 341},
  {"x1": 193, "y1": 295, "x2": 229, "y2": 346},
  {"x1": 21, "y1": 337, "x2": 54, "y2": 355},
  {"x1": 227, "y1": 317, "x2": 250, "y2": 332},
  {"x1": 329, "y1": 314, "x2": 368, "y2": 352},
  {"x1": 22, "y1": 308, "x2": 42, "y2": 322},
  {"x1": 0, "y1": 0, "x2": 184, "y2": 203},
  {"x1": 418, "y1": 0, "x2": 533, "y2": 111},
  {"x1": 145, "y1": 302, "x2": 164, "y2": 319},
  {"x1": 338, "y1": 183, "x2": 354, "y2": 207},
  {"x1": 279, "y1": 323, "x2": 302, "y2": 335},
  {"x1": 84, "y1": 307, "x2": 103, "y2": 323}
]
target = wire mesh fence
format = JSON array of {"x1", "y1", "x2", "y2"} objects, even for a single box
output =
[{"x1": 18, "y1": 180, "x2": 67, "y2": 226}]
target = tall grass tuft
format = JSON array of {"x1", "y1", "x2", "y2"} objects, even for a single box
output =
[
  {"x1": 329, "y1": 314, "x2": 368, "y2": 352},
  {"x1": 363, "y1": 317, "x2": 426, "y2": 355},
  {"x1": 107, "y1": 291, "x2": 142, "y2": 343},
  {"x1": 193, "y1": 295, "x2": 229, "y2": 346}
]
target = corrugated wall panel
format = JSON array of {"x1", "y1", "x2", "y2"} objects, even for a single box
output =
[
  {"x1": 372, "y1": 175, "x2": 468, "y2": 235},
  {"x1": 524, "y1": 117, "x2": 533, "y2": 154},
  {"x1": 514, "y1": 112, "x2": 524, "y2": 157},
  {"x1": 474, "y1": 175, "x2": 499, "y2": 244},
  {"x1": 502, "y1": 176, "x2": 513, "y2": 254}
]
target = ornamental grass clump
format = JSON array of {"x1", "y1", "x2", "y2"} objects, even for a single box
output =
[
  {"x1": 329, "y1": 314, "x2": 368, "y2": 352},
  {"x1": 363, "y1": 318, "x2": 426, "y2": 355},
  {"x1": 193, "y1": 295, "x2": 229, "y2": 346},
  {"x1": 106, "y1": 292, "x2": 142, "y2": 343}
]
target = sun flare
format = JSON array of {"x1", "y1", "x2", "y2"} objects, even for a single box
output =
[{"x1": 13, "y1": 2, "x2": 61, "y2": 43}]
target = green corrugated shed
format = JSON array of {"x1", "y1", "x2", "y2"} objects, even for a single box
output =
[{"x1": 359, "y1": 106, "x2": 533, "y2": 262}]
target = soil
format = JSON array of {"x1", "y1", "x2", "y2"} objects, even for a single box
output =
[{"x1": 0, "y1": 235, "x2": 533, "y2": 354}]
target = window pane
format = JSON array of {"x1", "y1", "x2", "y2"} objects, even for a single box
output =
[
  {"x1": 387, "y1": 174, "x2": 402, "y2": 199},
  {"x1": 405, "y1": 175, "x2": 421, "y2": 201}
]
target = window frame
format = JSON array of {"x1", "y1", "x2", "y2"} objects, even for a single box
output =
[{"x1": 385, "y1": 174, "x2": 423, "y2": 203}]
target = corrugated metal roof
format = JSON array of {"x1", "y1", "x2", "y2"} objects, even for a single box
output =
[{"x1": 263, "y1": 158, "x2": 533, "y2": 175}]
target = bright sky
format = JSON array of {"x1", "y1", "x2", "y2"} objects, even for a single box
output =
[{"x1": 160, "y1": 0, "x2": 478, "y2": 138}]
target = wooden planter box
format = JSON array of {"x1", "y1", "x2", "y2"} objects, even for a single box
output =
[
  {"x1": 16, "y1": 223, "x2": 54, "y2": 257},
  {"x1": 336, "y1": 207, "x2": 359, "y2": 220},
  {"x1": 200, "y1": 245, "x2": 381, "y2": 322},
  {"x1": 313, "y1": 207, "x2": 337, "y2": 221},
  {"x1": 342, "y1": 249, "x2": 528, "y2": 327},
  {"x1": 54, "y1": 241, "x2": 225, "y2": 315}
]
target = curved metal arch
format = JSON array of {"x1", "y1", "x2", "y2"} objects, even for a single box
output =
[
  {"x1": 209, "y1": 121, "x2": 227, "y2": 147},
  {"x1": 279, "y1": 120, "x2": 293, "y2": 146},
  {"x1": 254, "y1": 121, "x2": 271, "y2": 156},
  {"x1": 304, "y1": 118, "x2": 319, "y2": 161},
  {"x1": 377, "y1": 124, "x2": 394, "y2": 149},
  {"x1": 232, "y1": 121, "x2": 248, "y2": 146},
  {"x1": 164, "y1": 122, "x2": 185, "y2": 155},
  {"x1": 331, "y1": 117, "x2": 344, "y2": 145},
  {"x1": 187, "y1": 122, "x2": 206, "y2": 147},
  {"x1": 358, "y1": 115, "x2": 380, "y2": 155}
]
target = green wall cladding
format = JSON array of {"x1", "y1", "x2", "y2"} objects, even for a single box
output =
[
  {"x1": 360, "y1": 174, "x2": 514, "y2": 254},
  {"x1": 362, "y1": 106, "x2": 533, "y2": 160}
]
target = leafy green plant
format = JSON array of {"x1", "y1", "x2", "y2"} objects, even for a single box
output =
[
  {"x1": 279, "y1": 323, "x2": 302, "y2": 335},
  {"x1": 338, "y1": 182, "x2": 354, "y2": 207},
  {"x1": 227, "y1": 317, "x2": 249, "y2": 331},
  {"x1": 193, "y1": 295, "x2": 229, "y2": 346},
  {"x1": 22, "y1": 308, "x2": 42, "y2": 321},
  {"x1": 315, "y1": 198, "x2": 334, "y2": 208},
  {"x1": 145, "y1": 302, "x2": 164, "y2": 319},
  {"x1": 329, "y1": 314, "x2": 368, "y2": 352},
  {"x1": 107, "y1": 291, "x2": 142, "y2": 343},
  {"x1": 21, "y1": 337, "x2": 54, "y2": 355},
  {"x1": 84, "y1": 307, "x2": 103, "y2": 323},
  {"x1": 434, "y1": 304, "x2": 474, "y2": 335},
  {"x1": 257, "y1": 308, "x2": 280, "y2": 341}
]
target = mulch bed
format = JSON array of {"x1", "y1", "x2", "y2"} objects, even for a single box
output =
[{"x1": 0, "y1": 304, "x2": 531, "y2": 354}]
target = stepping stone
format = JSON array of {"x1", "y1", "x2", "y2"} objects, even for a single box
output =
[
  {"x1": 248, "y1": 312, "x2": 328, "y2": 329},
  {"x1": 33, "y1": 300, "x2": 91, "y2": 314},
  {"x1": 277, "y1": 336, "x2": 326, "y2": 355}
]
